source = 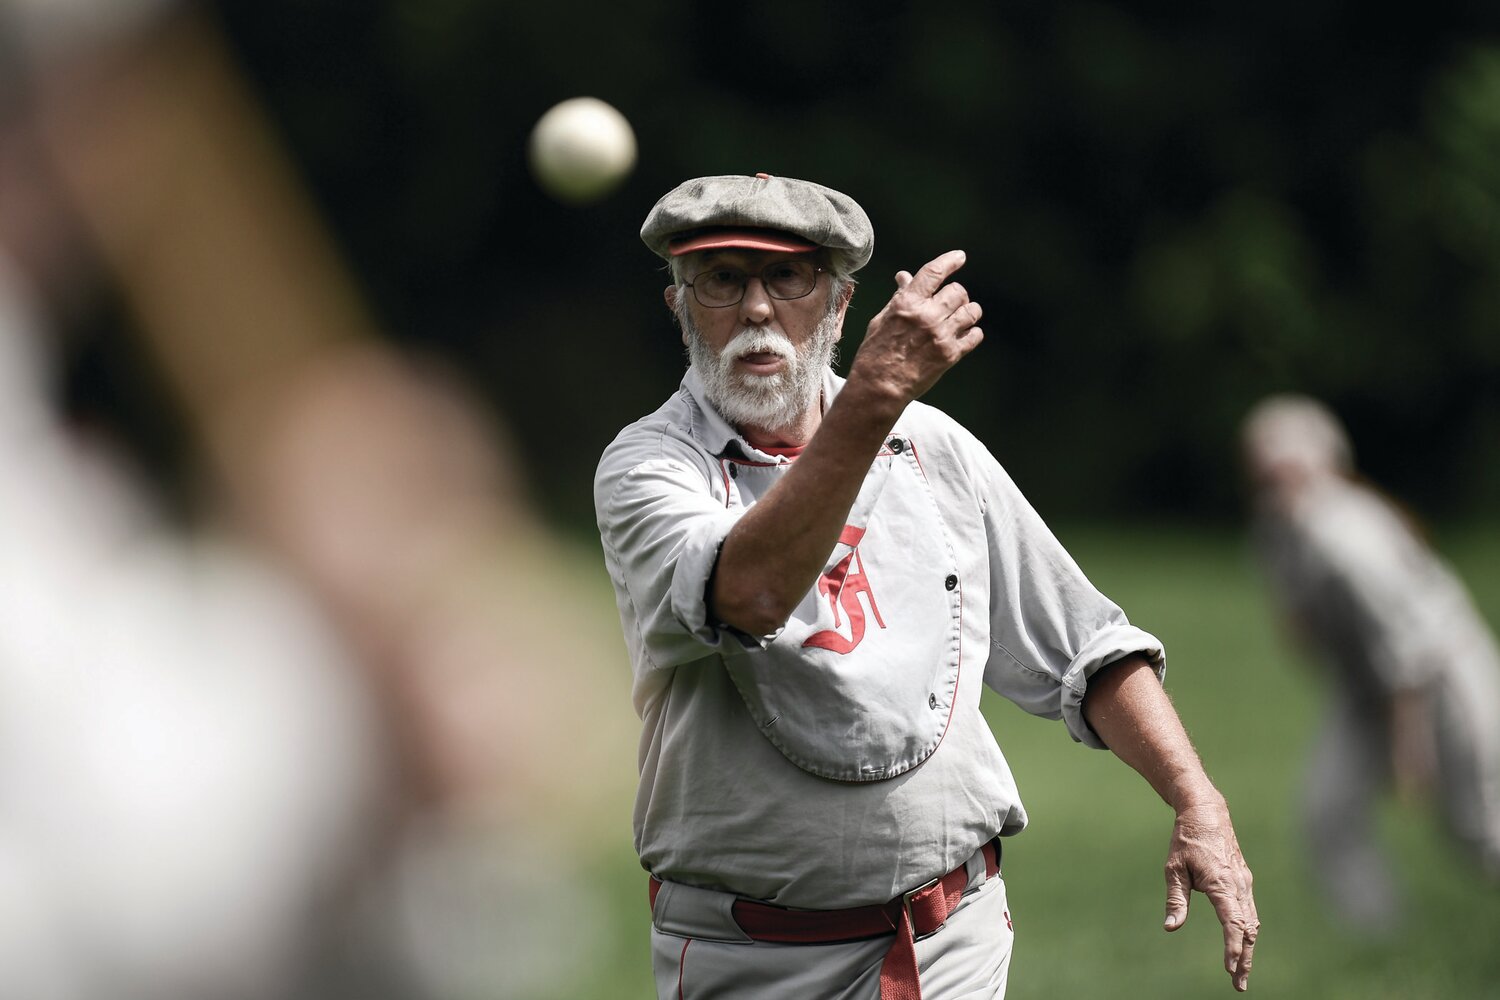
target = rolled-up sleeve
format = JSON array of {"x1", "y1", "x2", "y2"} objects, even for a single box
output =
[
  {"x1": 976, "y1": 452, "x2": 1165, "y2": 749},
  {"x1": 597, "y1": 452, "x2": 757, "y2": 672}
]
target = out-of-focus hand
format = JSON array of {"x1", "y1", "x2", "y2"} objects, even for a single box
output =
[
  {"x1": 1391, "y1": 688, "x2": 1437, "y2": 805},
  {"x1": 847, "y1": 249, "x2": 983, "y2": 403},
  {"x1": 1163, "y1": 800, "x2": 1259, "y2": 992}
]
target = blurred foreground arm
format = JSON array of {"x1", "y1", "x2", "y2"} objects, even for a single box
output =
[
  {"x1": 1083, "y1": 655, "x2": 1259, "y2": 993},
  {"x1": 27, "y1": 6, "x2": 629, "y2": 812}
]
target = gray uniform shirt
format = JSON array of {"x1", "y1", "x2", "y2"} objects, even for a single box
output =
[
  {"x1": 1252, "y1": 477, "x2": 1492, "y2": 696},
  {"x1": 595, "y1": 368, "x2": 1164, "y2": 909}
]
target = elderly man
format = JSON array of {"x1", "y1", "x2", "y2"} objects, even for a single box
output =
[{"x1": 595, "y1": 173, "x2": 1258, "y2": 999}]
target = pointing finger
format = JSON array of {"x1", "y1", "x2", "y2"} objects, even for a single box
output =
[
  {"x1": 894, "y1": 270, "x2": 913, "y2": 289},
  {"x1": 905, "y1": 250, "x2": 968, "y2": 297}
]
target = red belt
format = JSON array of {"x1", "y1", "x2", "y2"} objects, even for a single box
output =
[{"x1": 648, "y1": 840, "x2": 1000, "y2": 1000}]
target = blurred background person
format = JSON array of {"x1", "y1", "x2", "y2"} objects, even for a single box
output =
[
  {"x1": 1241, "y1": 393, "x2": 1500, "y2": 934},
  {"x1": 0, "y1": 1, "x2": 630, "y2": 997}
]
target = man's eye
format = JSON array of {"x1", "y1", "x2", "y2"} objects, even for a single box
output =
[
  {"x1": 702, "y1": 269, "x2": 744, "y2": 287},
  {"x1": 765, "y1": 264, "x2": 801, "y2": 281}
]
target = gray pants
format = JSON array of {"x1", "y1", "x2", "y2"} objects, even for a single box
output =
[
  {"x1": 649, "y1": 850, "x2": 1013, "y2": 999},
  {"x1": 1305, "y1": 655, "x2": 1500, "y2": 931}
]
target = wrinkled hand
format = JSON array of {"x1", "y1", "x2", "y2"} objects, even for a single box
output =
[
  {"x1": 1164, "y1": 801, "x2": 1259, "y2": 992},
  {"x1": 847, "y1": 250, "x2": 984, "y2": 403}
]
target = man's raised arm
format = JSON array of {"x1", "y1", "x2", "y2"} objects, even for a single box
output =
[{"x1": 710, "y1": 250, "x2": 984, "y2": 636}]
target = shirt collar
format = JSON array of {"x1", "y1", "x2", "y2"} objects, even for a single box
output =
[{"x1": 681, "y1": 366, "x2": 845, "y2": 461}]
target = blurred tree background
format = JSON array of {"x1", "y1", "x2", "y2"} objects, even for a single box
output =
[{"x1": 69, "y1": 0, "x2": 1500, "y2": 531}]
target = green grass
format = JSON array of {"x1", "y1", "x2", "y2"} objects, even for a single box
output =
[{"x1": 566, "y1": 521, "x2": 1500, "y2": 999}]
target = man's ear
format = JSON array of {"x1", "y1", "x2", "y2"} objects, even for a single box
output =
[
  {"x1": 664, "y1": 286, "x2": 688, "y2": 344},
  {"x1": 833, "y1": 283, "x2": 855, "y2": 340}
]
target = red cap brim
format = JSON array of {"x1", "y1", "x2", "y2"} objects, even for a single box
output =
[{"x1": 668, "y1": 228, "x2": 818, "y2": 256}]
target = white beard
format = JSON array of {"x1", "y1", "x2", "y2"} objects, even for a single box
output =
[{"x1": 683, "y1": 309, "x2": 841, "y2": 435}]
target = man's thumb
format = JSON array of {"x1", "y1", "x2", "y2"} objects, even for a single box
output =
[{"x1": 1164, "y1": 870, "x2": 1191, "y2": 932}]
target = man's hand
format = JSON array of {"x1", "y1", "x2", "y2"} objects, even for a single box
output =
[
  {"x1": 1082, "y1": 656, "x2": 1260, "y2": 993},
  {"x1": 847, "y1": 249, "x2": 984, "y2": 404},
  {"x1": 1164, "y1": 800, "x2": 1260, "y2": 992}
]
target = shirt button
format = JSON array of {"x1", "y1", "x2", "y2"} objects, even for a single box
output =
[
  {"x1": 889, "y1": 438, "x2": 905, "y2": 453},
  {"x1": 944, "y1": 574, "x2": 958, "y2": 591},
  {"x1": 928, "y1": 693, "x2": 938, "y2": 710}
]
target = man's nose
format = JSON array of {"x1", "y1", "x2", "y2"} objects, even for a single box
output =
[{"x1": 737, "y1": 277, "x2": 774, "y2": 325}]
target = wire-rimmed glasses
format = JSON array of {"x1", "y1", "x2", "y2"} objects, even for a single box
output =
[{"x1": 684, "y1": 260, "x2": 826, "y2": 308}]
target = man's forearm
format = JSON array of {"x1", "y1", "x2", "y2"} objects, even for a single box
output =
[
  {"x1": 710, "y1": 251, "x2": 983, "y2": 637},
  {"x1": 1082, "y1": 654, "x2": 1223, "y2": 811},
  {"x1": 711, "y1": 378, "x2": 904, "y2": 635}
]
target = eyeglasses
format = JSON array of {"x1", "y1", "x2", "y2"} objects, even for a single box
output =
[{"x1": 684, "y1": 260, "x2": 827, "y2": 308}]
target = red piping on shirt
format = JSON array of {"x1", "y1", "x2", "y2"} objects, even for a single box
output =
[{"x1": 905, "y1": 437, "x2": 961, "y2": 747}]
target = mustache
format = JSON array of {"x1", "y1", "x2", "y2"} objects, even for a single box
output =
[{"x1": 722, "y1": 327, "x2": 795, "y2": 359}]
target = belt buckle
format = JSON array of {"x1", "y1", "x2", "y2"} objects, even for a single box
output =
[{"x1": 902, "y1": 876, "x2": 943, "y2": 941}]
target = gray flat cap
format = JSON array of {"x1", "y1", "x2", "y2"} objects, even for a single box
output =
[{"x1": 640, "y1": 172, "x2": 873, "y2": 271}]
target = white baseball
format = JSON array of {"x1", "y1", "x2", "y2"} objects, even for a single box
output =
[{"x1": 527, "y1": 97, "x2": 637, "y2": 204}]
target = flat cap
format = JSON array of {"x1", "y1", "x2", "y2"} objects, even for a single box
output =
[{"x1": 640, "y1": 172, "x2": 873, "y2": 271}]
